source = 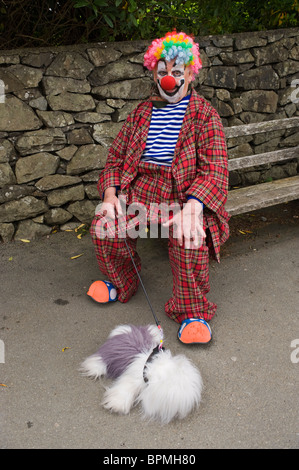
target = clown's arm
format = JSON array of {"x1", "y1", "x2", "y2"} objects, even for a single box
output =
[
  {"x1": 97, "y1": 114, "x2": 133, "y2": 218},
  {"x1": 185, "y1": 108, "x2": 229, "y2": 214}
]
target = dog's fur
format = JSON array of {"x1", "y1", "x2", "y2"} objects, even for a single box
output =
[{"x1": 80, "y1": 324, "x2": 203, "y2": 424}]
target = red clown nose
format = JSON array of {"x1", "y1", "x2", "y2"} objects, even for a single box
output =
[{"x1": 160, "y1": 75, "x2": 176, "y2": 91}]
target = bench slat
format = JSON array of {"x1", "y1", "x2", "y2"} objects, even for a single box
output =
[
  {"x1": 224, "y1": 116, "x2": 299, "y2": 139},
  {"x1": 228, "y1": 146, "x2": 299, "y2": 171},
  {"x1": 226, "y1": 175, "x2": 299, "y2": 216}
]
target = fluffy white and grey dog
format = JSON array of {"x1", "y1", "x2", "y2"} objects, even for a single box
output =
[{"x1": 80, "y1": 324, "x2": 203, "y2": 424}]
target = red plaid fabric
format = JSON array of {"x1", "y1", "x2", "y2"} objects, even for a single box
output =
[
  {"x1": 165, "y1": 231, "x2": 216, "y2": 323},
  {"x1": 98, "y1": 89, "x2": 230, "y2": 261},
  {"x1": 92, "y1": 89, "x2": 230, "y2": 323},
  {"x1": 90, "y1": 212, "x2": 214, "y2": 323},
  {"x1": 90, "y1": 218, "x2": 141, "y2": 303},
  {"x1": 126, "y1": 162, "x2": 182, "y2": 224},
  {"x1": 92, "y1": 163, "x2": 217, "y2": 323}
]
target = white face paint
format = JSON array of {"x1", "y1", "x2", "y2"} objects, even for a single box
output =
[{"x1": 154, "y1": 59, "x2": 192, "y2": 103}]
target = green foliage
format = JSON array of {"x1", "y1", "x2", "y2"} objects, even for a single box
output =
[
  {"x1": 72, "y1": 0, "x2": 299, "y2": 41},
  {"x1": 0, "y1": 0, "x2": 298, "y2": 49}
]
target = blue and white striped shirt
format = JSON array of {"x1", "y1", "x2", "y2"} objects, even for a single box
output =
[{"x1": 141, "y1": 94, "x2": 191, "y2": 167}]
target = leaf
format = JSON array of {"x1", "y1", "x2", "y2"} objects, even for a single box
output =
[
  {"x1": 92, "y1": 4, "x2": 99, "y2": 17},
  {"x1": 238, "y1": 230, "x2": 246, "y2": 235},
  {"x1": 75, "y1": 224, "x2": 85, "y2": 232},
  {"x1": 94, "y1": 0, "x2": 108, "y2": 6},
  {"x1": 128, "y1": 0, "x2": 137, "y2": 12},
  {"x1": 8, "y1": 256, "x2": 13, "y2": 261},
  {"x1": 70, "y1": 253, "x2": 84, "y2": 260},
  {"x1": 128, "y1": 12, "x2": 138, "y2": 26},
  {"x1": 62, "y1": 347, "x2": 71, "y2": 352},
  {"x1": 103, "y1": 14, "x2": 114, "y2": 28},
  {"x1": 0, "y1": 384, "x2": 7, "y2": 387},
  {"x1": 73, "y1": 1, "x2": 90, "y2": 7},
  {"x1": 19, "y1": 239, "x2": 30, "y2": 243}
]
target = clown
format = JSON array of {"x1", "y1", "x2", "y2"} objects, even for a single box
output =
[{"x1": 89, "y1": 32, "x2": 230, "y2": 344}]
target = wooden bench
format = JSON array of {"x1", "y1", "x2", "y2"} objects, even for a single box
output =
[{"x1": 225, "y1": 116, "x2": 299, "y2": 216}]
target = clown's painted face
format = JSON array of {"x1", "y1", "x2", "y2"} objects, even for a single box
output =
[{"x1": 154, "y1": 58, "x2": 193, "y2": 103}]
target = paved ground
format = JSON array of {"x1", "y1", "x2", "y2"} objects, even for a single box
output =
[{"x1": 0, "y1": 202, "x2": 298, "y2": 449}]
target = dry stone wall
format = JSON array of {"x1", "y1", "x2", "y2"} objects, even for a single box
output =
[{"x1": 0, "y1": 28, "x2": 298, "y2": 242}]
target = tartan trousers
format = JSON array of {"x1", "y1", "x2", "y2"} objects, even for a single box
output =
[{"x1": 90, "y1": 163, "x2": 217, "y2": 324}]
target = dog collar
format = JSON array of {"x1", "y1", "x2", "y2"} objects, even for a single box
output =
[{"x1": 143, "y1": 345, "x2": 165, "y2": 383}]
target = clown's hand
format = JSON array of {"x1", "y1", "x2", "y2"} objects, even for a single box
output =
[
  {"x1": 99, "y1": 187, "x2": 123, "y2": 220},
  {"x1": 163, "y1": 199, "x2": 205, "y2": 249}
]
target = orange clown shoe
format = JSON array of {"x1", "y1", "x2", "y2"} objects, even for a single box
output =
[
  {"x1": 178, "y1": 318, "x2": 212, "y2": 344},
  {"x1": 87, "y1": 280, "x2": 118, "y2": 303}
]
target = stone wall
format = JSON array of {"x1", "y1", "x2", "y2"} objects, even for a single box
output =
[{"x1": 0, "y1": 28, "x2": 298, "y2": 242}]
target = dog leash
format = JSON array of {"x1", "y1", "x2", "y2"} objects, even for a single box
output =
[{"x1": 124, "y1": 238, "x2": 164, "y2": 351}]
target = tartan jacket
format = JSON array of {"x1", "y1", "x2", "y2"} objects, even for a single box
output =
[{"x1": 97, "y1": 89, "x2": 230, "y2": 261}]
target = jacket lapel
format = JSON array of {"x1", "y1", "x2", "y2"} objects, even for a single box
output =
[
  {"x1": 122, "y1": 101, "x2": 152, "y2": 187},
  {"x1": 131, "y1": 100, "x2": 152, "y2": 155},
  {"x1": 173, "y1": 89, "x2": 199, "y2": 167}
]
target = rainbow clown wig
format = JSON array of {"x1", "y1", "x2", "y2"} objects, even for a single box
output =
[{"x1": 144, "y1": 31, "x2": 202, "y2": 80}]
